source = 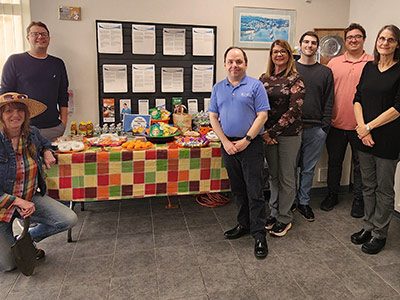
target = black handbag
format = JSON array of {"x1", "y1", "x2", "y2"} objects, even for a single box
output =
[{"x1": 11, "y1": 217, "x2": 36, "y2": 276}]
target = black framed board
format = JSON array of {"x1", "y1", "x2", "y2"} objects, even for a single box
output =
[{"x1": 96, "y1": 20, "x2": 217, "y2": 125}]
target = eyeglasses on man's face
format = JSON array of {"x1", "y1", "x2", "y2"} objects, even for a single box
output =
[
  {"x1": 378, "y1": 36, "x2": 397, "y2": 44},
  {"x1": 2, "y1": 93, "x2": 28, "y2": 100},
  {"x1": 346, "y1": 34, "x2": 363, "y2": 41},
  {"x1": 272, "y1": 49, "x2": 288, "y2": 55},
  {"x1": 29, "y1": 32, "x2": 49, "y2": 38}
]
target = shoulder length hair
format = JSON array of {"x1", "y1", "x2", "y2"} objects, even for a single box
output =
[
  {"x1": 265, "y1": 39, "x2": 297, "y2": 78},
  {"x1": 0, "y1": 102, "x2": 37, "y2": 156},
  {"x1": 373, "y1": 24, "x2": 400, "y2": 64}
]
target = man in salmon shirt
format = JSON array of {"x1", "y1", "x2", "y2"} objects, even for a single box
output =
[{"x1": 321, "y1": 23, "x2": 373, "y2": 217}]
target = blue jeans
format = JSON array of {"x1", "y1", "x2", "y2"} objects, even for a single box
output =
[
  {"x1": 0, "y1": 193, "x2": 77, "y2": 271},
  {"x1": 295, "y1": 127, "x2": 327, "y2": 205}
]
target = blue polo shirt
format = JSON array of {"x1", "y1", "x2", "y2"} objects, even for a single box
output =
[{"x1": 209, "y1": 75, "x2": 270, "y2": 137}]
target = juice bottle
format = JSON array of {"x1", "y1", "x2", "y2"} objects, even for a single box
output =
[
  {"x1": 78, "y1": 121, "x2": 87, "y2": 136},
  {"x1": 70, "y1": 121, "x2": 77, "y2": 135}
]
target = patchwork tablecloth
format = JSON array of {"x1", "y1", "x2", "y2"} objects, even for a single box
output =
[{"x1": 46, "y1": 144, "x2": 230, "y2": 201}]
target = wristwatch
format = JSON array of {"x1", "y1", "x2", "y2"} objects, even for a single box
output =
[{"x1": 245, "y1": 135, "x2": 252, "y2": 141}]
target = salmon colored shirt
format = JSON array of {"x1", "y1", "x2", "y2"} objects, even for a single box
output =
[{"x1": 328, "y1": 51, "x2": 373, "y2": 130}]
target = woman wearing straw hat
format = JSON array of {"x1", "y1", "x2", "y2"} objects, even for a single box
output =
[{"x1": 0, "y1": 92, "x2": 77, "y2": 272}]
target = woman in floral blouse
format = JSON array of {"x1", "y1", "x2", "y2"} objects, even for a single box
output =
[{"x1": 259, "y1": 39, "x2": 305, "y2": 237}]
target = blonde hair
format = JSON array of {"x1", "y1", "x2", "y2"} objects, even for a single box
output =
[
  {"x1": 0, "y1": 102, "x2": 37, "y2": 156},
  {"x1": 265, "y1": 39, "x2": 297, "y2": 78}
]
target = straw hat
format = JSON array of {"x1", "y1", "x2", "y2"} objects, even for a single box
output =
[{"x1": 0, "y1": 92, "x2": 47, "y2": 118}]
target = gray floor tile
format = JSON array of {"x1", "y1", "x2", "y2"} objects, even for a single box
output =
[
  {"x1": 6, "y1": 286, "x2": 60, "y2": 300},
  {"x1": 73, "y1": 235, "x2": 116, "y2": 258},
  {"x1": 59, "y1": 279, "x2": 110, "y2": 300},
  {"x1": 252, "y1": 273, "x2": 306, "y2": 300},
  {"x1": 151, "y1": 197, "x2": 181, "y2": 215},
  {"x1": 372, "y1": 263, "x2": 400, "y2": 294},
  {"x1": 311, "y1": 244, "x2": 368, "y2": 276},
  {"x1": 157, "y1": 266, "x2": 206, "y2": 300},
  {"x1": 118, "y1": 215, "x2": 153, "y2": 234},
  {"x1": 11, "y1": 261, "x2": 67, "y2": 292},
  {"x1": 189, "y1": 224, "x2": 225, "y2": 244},
  {"x1": 152, "y1": 210, "x2": 187, "y2": 230},
  {"x1": 193, "y1": 240, "x2": 239, "y2": 265},
  {"x1": 184, "y1": 210, "x2": 219, "y2": 227},
  {"x1": 113, "y1": 249, "x2": 156, "y2": 277},
  {"x1": 80, "y1": 218, "x2": 118, "y2": 238},
  {"x1": 154, "y1": 227, "x2": 191, "y2": 248},
  {"x1": 340, "y1": 267, "x2": 398, "y2": 299},
  {"x1": 109, "y1": 273, "x2": 158, "y2": 300},
  {"x1": 155, "y1": 244, "x2": 198, "y2": 270},
  {"x1": 179, "y1": 197, "x2": 209, "y2": 213},
  {"x1": 299, "y1": 228, "x2": 344, "y2": 250},
  {"x1": 115, "y1": 231, "x2": 154, "y2": 254},
  {"x1": 296, "y1": 274, "x2": 355, "y2": 300},
  {"x1": 208, "y1": 287, "x2": 259, "y2": 300},
  {"x1": 65, "y1": 255, "x2": 113, "y2": 285},
  {"x1": 120, "y1": 203, "x2": 152, "y2": 218},
  {"x1": 200, "y1": 263, "x2": 251, "y2": 293}
]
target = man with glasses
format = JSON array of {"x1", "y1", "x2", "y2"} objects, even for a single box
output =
[
  {"x1": 294, "y1": 31, "x2": 334, "y2": 221},
  {"x1": 1, "y1": 21, "x2": 69, "y2": 142},
  {"x1": 321, "y1": 23, "x2": 373, "y2": 217}
]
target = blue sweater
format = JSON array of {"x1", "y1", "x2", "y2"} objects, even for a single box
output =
[{"x1": 0, "y1": 52, "x2": 69, "y2": 129}]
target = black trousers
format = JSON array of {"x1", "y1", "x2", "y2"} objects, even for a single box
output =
[
  {"x1": 221, "y1": 136, "x2": 266, "y2": 239},
  {"x1": 325, "y1": 126, "x2": 363, "y2": 199}
]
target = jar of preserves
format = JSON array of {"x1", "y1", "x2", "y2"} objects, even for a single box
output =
[
  {"x1": 70, "y1": 121, "x2": 77, "y2": 135},
  {"x1": 86, "y1": 121, "x2": 94, "y2": 137},
  {"x1": 78, "y1": 121, "x2": 87, "y2": 136}
]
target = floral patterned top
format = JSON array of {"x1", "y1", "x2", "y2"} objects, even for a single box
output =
[{"x1": 259, "y1": 71, "x2": 305, "y2": 138}]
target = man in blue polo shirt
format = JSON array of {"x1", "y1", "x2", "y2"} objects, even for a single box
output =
[{"x1": 209, "y1": 46, "x2": 270, "y2": 259}]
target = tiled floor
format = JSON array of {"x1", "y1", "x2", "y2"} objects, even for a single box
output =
[{"x1": 2, "y1": 191, "x2": 400, "y2": 300}]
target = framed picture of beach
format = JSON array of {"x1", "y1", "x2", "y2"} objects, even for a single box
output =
[{"x1": 234, "y1": 7, "x2": 296, "y2": 49}]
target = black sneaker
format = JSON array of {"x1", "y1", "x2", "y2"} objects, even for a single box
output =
[
  {"x1": 351, "y1": 198, "x2": 364, "y2": 218},
  {"x1": 297, "y1": 204, "x2": 315, "y2": 222},
  {"x1": 265, "y1": 216, "x2": 276, "y2": 230},
  {"x1": 320, "y1": 192, "x2": 338, "y2": 211},
  {"x1": 269, "y1": 222, "x2": 292, "y2": 237}
]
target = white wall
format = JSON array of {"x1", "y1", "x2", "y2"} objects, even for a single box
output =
[
  {"x1": 349, "y1": 0, "x2": 400, "y2": 211},
  {"x1": 29, "y1": 0, "x2": 350, "y2": 125},
  {"x1": 29, "y1": 0, "x2": 353, "y2": 187}
]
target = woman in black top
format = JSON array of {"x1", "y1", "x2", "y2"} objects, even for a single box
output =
[{"x1": 351, "y1": 24, "x2": 400, "y2": 254}]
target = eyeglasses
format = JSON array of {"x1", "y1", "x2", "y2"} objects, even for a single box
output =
[
  {"x1": 2, "y1": 93, "x2": 28, "y2": 100},
  {"x1": 272, "y1": 49, "x2": 288, "y2": 55},
  {"x1": 378, "y1": 36, "x2": 397, "y2": 44},
  {"x1": 29, "y1": 32, "x2": 49, "y2": 38},
  {"x1": 346, "y1": 35, "x2": 363, "y2": 41}
]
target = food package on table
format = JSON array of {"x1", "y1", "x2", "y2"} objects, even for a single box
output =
[
  {"x1": 150, "y1": 107, "x2": 171, "y2": 120},
  {"x1": 86, "y1": 134, "x2": 127, "y2": 147},
  {"x1": 192, "y1": 110, "x2": 210, "y2": 131},
  {"x1": 149, "y1": 123, "x2": 179, "y2": 137}
]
